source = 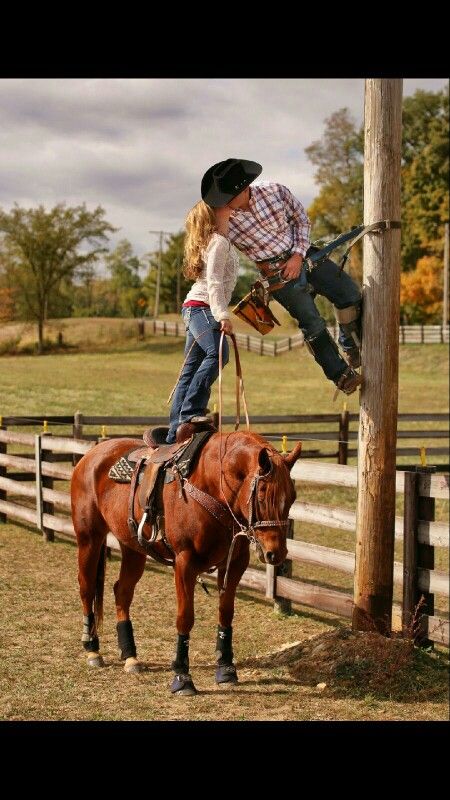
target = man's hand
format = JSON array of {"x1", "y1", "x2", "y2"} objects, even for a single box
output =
[
  {"x1": 220, "y1": 319, "x2": 233, "y2": 335},
  {"x1": 281, "y1": 253, "x2": 303, "y2": 281}
]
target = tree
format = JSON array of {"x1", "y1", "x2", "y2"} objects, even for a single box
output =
[
  {"x1": 305, "y1": 108, "x2": 364, "y2": 281},
  {"x1": 0, "y1": 203, "x2": 116, "y2": 352},
  {"x1": 305, "y1": 86, "x2": 449, "y2": 318},
  {"x1": 401, "y1": 87, "x2": 449, "y2": 270},
  {"x1": 104, "y1": 239, "x2": 147, "y2": 317}
]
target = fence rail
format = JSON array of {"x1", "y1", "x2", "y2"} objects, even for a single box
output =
[
  {"x1": 0, "y1": 426, "x2": 448, "y2": 647},
  {"x1": 145, "y1": 320, "x2": 449, "y2": 355}
]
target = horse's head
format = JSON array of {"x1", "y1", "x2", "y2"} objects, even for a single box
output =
[{"x1": 226, "y1": 435, "x2": 302, "y2": 566}]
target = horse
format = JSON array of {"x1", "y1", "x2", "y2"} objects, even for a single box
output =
[{"x1": 71, "y1": 430, "x2": 302, "y2": 695}]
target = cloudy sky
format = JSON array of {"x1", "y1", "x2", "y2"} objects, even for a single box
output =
[{"x1": 0, "y1": 78, "x2": 447, "y2": 260}]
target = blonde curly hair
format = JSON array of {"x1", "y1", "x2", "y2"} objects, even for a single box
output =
[{"x1": 183, "y1": 201, "x2": 216, "y2": 280}]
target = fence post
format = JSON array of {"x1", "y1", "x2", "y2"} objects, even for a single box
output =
[
  {"x1": 402, "y1": 470, "x2": 418, "y2": 636},
  {"x1": 402, "y1": 465, "x2": 436, "y2": 646},
  {"x1": 35, "y1": 434, "x2": 44, "y2": 533},
  {"x1": 73, "y1": 411, "x2": 83, "y2": 466},
  {"x1": 416, "y1": 464, "x2": 436, "y2": 648},
  {"x1": 0, "y1": 421, "x2": 7, "y2": 523},
  {"x1": 338, "y1": 406, "x2": 349, "y2": 464},
  {"x1": 40, "y1": 432, "x2": 54, "y2": 542},
  {"x1": 273, "y1": 518, "x2": 294, "y2": 615}
]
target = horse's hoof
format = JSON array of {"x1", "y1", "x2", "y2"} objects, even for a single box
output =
[
  {"x1": 171, "y1": 673, "x2": 198, "y2": 696},
  {"x1": 215, "y1": 664, "x2": 238, "y2": 684},
  {"x1": 124, "y1": 657, "x2": 143, "y2": 674},
  {"x1": 87, "y1": 653, "x2": 105, "y2": 668}
]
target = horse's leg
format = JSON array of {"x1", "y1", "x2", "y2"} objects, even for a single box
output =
[
  {"x1": 215, "y1": 542, "x2": 250, "y2": 685},
  {"x1": 171, "y1": 550, "x2": 198, "y2": 696},
  {"x1": 114, "y1": 544, "x2": 147, "y2": 673},
  {"x1": 77, "y1": 532, "x2": 108, "y2": 668}
]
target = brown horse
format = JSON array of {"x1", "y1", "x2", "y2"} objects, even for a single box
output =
[{"x1": 71, "y1": 430, "x2": 302, "y2": 695}]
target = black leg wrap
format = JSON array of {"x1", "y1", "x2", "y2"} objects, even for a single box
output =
[
  {"x1": 117, "y1": 619, "x2": 137, "y2": 660},
  {"x1": 215, "y1": 625, "x2": 238, "y2": 684},
  {"x1": 215, "y1": 625, "x2": 233, "y2": 665},
  {"x1": 82, "y1": 612, "x2": 99, "y2": 652},
  {"x1": 171, "y1": 633, "x2": 190, "y2": 673}
]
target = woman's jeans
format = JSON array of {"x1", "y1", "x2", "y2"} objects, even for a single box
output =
[
  {"x1": 271, "y1": 252, "x2": 361, "y2": 382},
  {"x1": 166, "y1": 306, "x2": 229, "y2": 443}
]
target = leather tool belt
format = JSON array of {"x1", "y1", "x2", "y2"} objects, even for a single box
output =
[{"x1": 232, "y1": 250, "x2": 290, "y2": 335}]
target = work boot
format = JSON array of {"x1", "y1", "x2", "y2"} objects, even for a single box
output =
[{"x1": 334, "y1": 367, "x2": 363, "y2": 396}]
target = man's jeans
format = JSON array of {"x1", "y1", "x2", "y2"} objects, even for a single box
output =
[
  {"x1": 166, "y1": 306, "x2": 229, "y2": 443},
  {"x1": 272, "y1": 252, "x2": 361, "y2": 381}
]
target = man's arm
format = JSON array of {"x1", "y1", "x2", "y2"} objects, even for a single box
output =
[{"x1": 278, "y1": 184, "x2": 311, "y2": 280}]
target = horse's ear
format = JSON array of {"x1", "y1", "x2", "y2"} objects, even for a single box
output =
[
  {"x1": 258, "y1": 447, "x2": 272, "y2": 475},
  {"x1": 283, "y1": 441, "x2": 302, "y2": 471}
]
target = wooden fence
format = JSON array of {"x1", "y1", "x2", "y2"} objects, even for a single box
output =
[
  {"x1": 0, "y1": 426, "x2": 448, "y2": 646},
  {"x1": 2, "y1": 410, "x2": 446, "y2": 467},
  {"x1": 146, "y1": 320, "x2": 449, "y2": 356},
  {"x1": 0, "y1": 406, "x2": 442, "y2": 471}
]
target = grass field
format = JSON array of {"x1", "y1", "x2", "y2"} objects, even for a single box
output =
[{"x1": 0, "y1": 322, "x2": 448, "y2": 721}]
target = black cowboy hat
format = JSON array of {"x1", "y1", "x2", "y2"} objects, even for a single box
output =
[{"x1": 201, "y1": 158, "x2": 262, "y2": 208}]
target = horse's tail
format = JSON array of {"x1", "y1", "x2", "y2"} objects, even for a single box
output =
[{"x1": 94, "y1": 541, "x2": 107, "y2": 634}]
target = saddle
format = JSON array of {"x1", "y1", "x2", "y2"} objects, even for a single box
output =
[{"x1": 108, "y1": 425, "x2": 215, "y2": 562}]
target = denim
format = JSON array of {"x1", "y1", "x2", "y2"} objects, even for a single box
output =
[
  {"x1": 271, "y1": 250, "x2": 361, "y2": 381},
  {"x1": 166, "y1": 306, "x2": 229, "y2": 443}
]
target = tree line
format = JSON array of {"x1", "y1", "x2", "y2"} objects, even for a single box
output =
[{"x1": 0, "y1": 86, "x2": 448, "y2": 353}]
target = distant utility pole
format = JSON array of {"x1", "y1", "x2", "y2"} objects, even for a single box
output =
[
  {"x1": 444, "y1": 221, "x2": 449, "y2": 329},
  {"x1": 148, "y1": 229, "x2": 173, "y2": 320}
]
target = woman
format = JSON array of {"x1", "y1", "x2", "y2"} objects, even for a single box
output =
[{"x1": 166, "y1": 200, "x2": 239, "y2": 444}]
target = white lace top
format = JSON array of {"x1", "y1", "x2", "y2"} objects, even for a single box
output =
[{"x1": 183, "y1": 233, "x2": 240, "y2": 321}]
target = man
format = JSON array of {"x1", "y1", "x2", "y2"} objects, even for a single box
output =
[{"x1": 201, "y1": 158, "x2": 363, "y2": 396}]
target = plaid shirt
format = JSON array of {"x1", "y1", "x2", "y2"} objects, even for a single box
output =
[{"x1": 228, "y1": 181, "x2": 311, "y2": 261}]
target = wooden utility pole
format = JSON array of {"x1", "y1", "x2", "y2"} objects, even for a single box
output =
[
  {"x1": 353, "y1": 79, "x2": 403, "y2": 634},
  {"x1": 154, "y1": 230, "x2": 163, "y2": 321},
  {"x1": 444, "y1": 221, "x2": 449, "y2": 329}
]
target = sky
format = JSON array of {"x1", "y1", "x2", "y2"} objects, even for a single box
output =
[{"x1": 0, "y1": 77, "x2": 447, "y2": 261}]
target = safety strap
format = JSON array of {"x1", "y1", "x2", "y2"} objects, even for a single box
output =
[{"x1": 305, "y1": 219, "x2": 401, "y2": 274}]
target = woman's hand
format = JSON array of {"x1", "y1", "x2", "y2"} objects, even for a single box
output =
[{"x1": 220, "y1": 319, "x2": 233, "y2": 335}]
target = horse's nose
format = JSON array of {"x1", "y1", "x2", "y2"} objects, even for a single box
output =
[{"x1": 266, "y1": 551, "x2": 276, "y2": 565}]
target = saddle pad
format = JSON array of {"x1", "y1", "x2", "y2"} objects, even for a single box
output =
[{"x1": 108, "y1": 456, "x2": 135, "y2": 483}]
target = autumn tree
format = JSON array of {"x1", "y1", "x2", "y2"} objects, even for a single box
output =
[
  {"x1": 0, "y1": 203, "x2": 116, "y2": 352},
  {"x1": 400, "y1": 256, "x2": 444, "y2": 323}
]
